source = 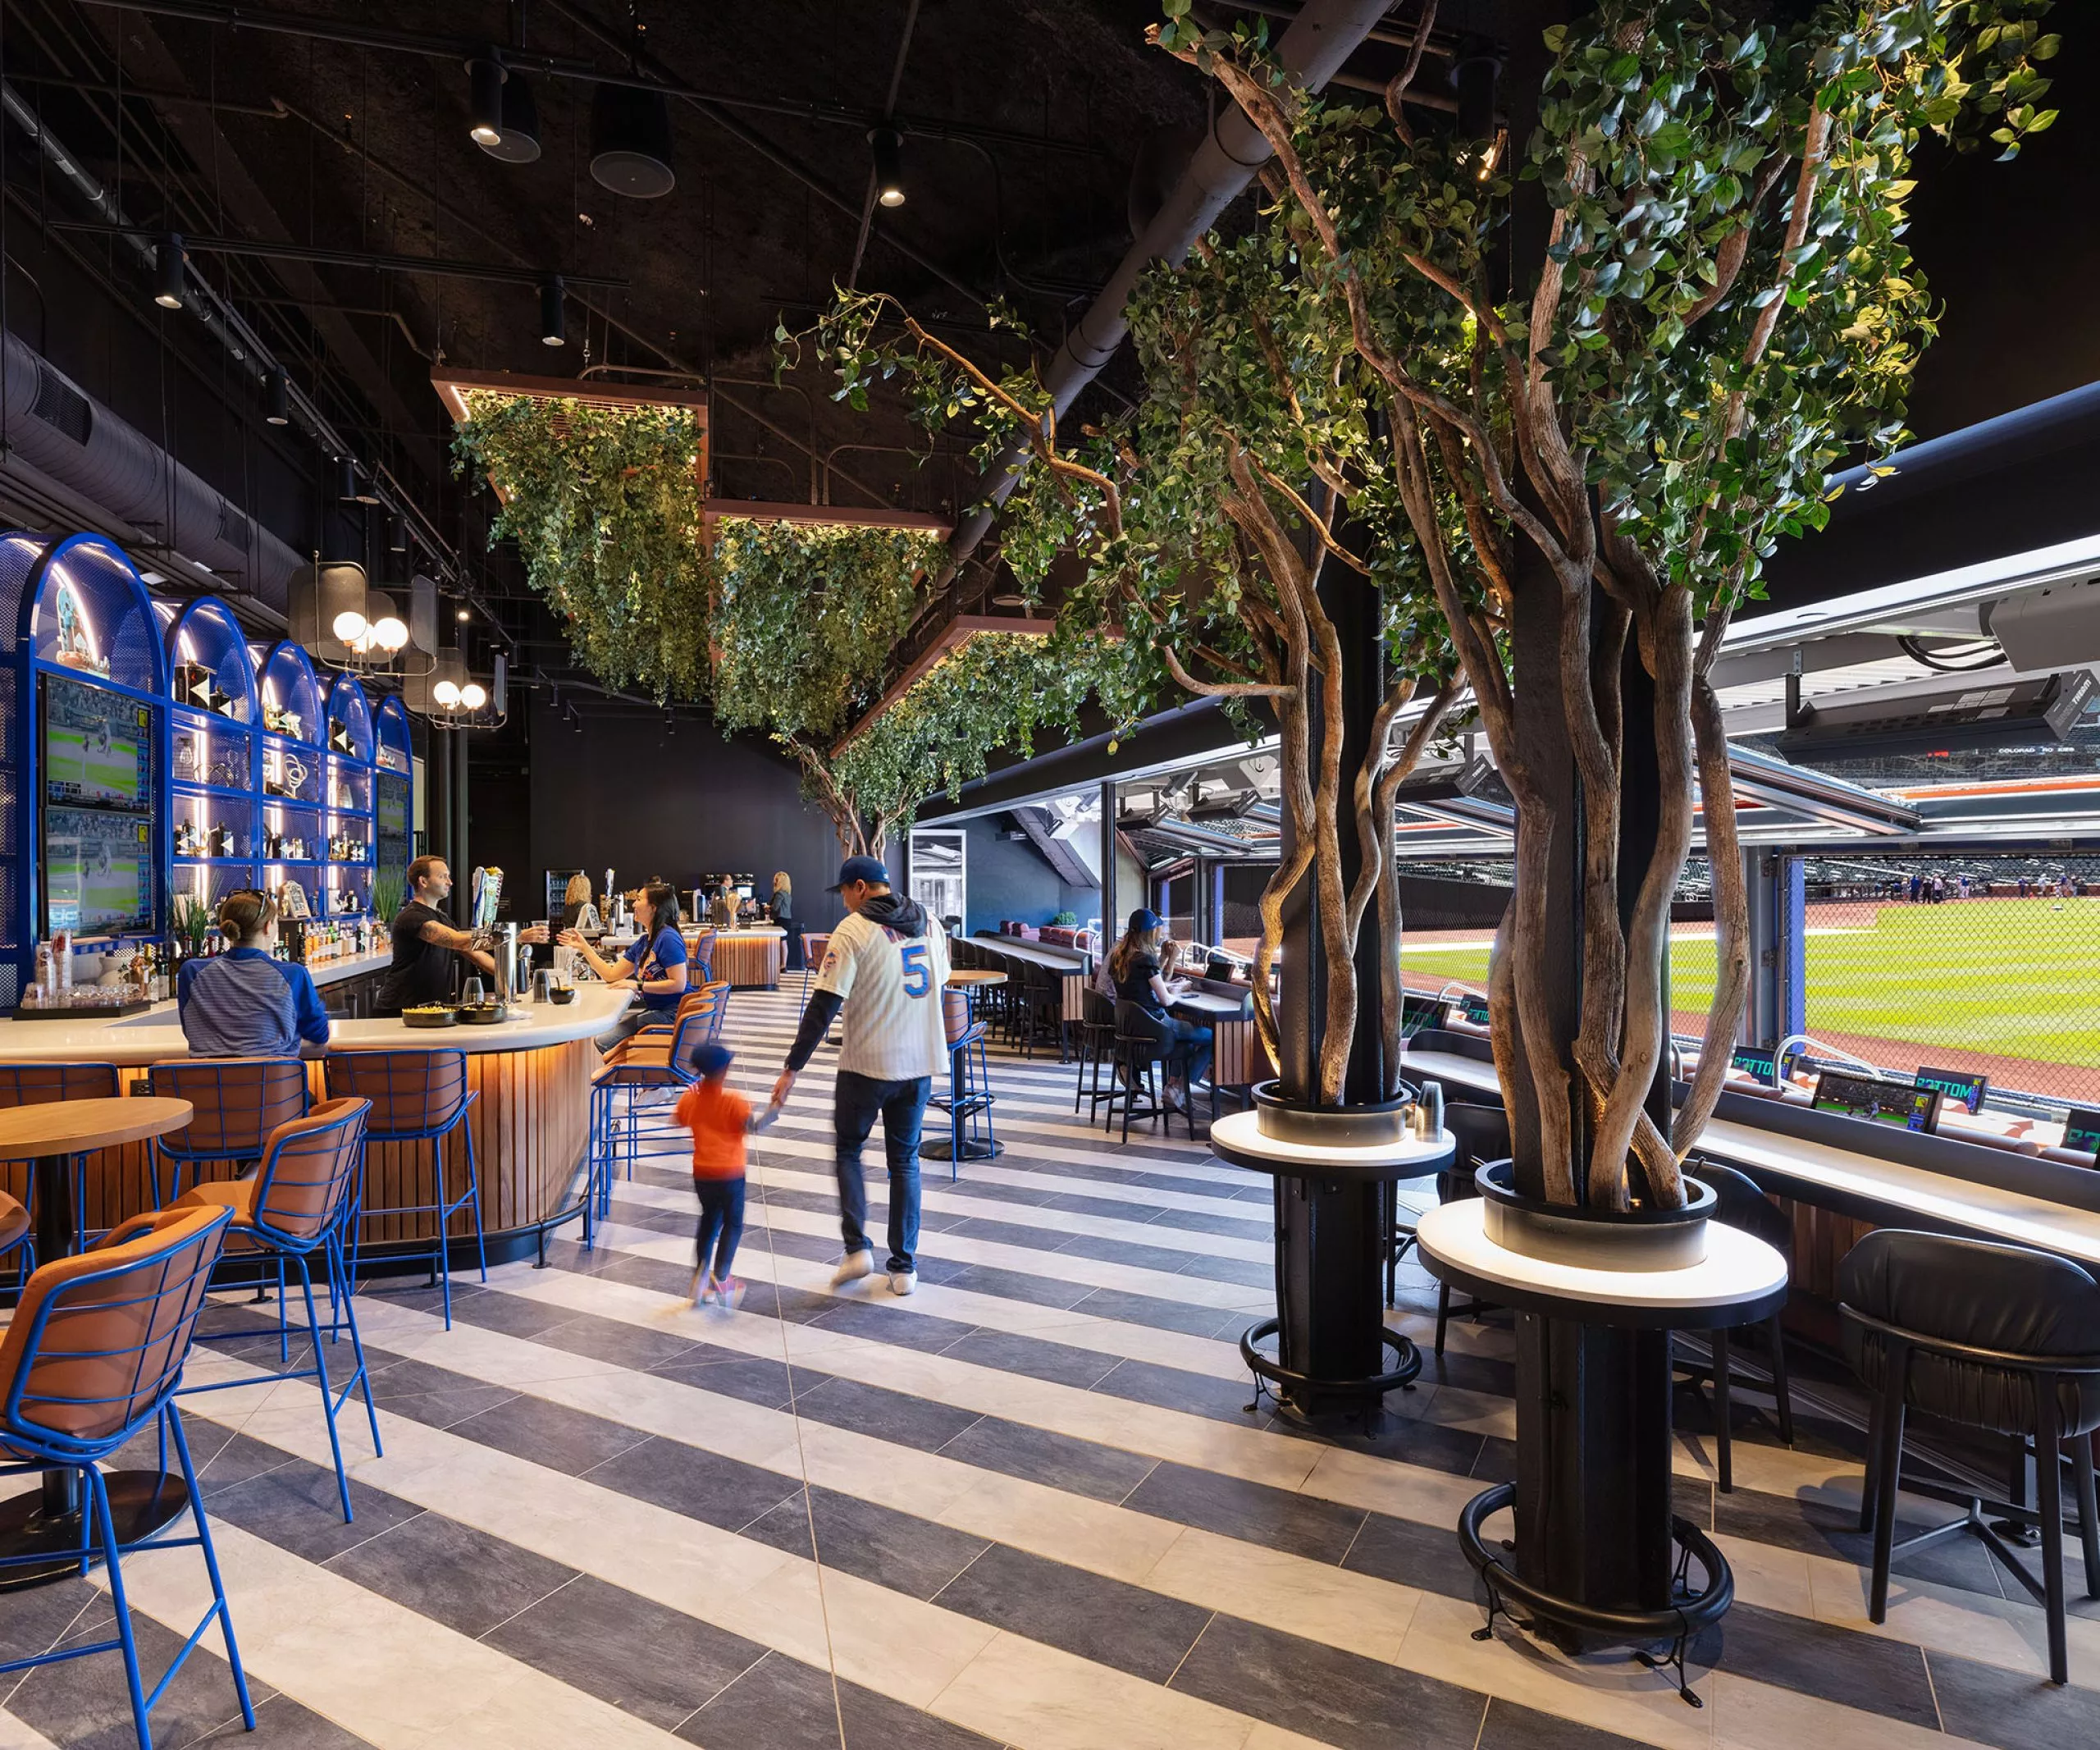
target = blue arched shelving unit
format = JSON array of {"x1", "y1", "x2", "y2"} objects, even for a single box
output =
[
  {"x1": 255, "y1": 639, "x2": 330, "y2": 923},
  {"x1": 324, "y1": 673, "x2": 377, "y2": 916},
  {"x1": 165, "y1": 596, "x2": 261, "y2": 914},
  {"x1": 5, "y1": 533, "x2": 167, "y2": 1004}
]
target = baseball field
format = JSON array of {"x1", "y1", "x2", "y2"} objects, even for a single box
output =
[{"x1": 1396, "y1": 896, "x2": 2100, "y2": 1103}]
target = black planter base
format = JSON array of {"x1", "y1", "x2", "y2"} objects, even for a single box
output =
[
  {"x1": 1238, "y1": 1316, "x2": 1419, "y2": 1427},
  {"x1": 1457, "y1": 1481, "x2": 1732, "y2": 1707}
]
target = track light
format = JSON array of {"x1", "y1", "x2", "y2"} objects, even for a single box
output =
[
  {"x1": 336, "y1": 457, "x2": 358, "y2": 503},
  {"x1": 590, "y1": 83, "x2": 675, "y2": 199},
  {"x1": 480, "y1": 69, "x2": 541, "y2": 164},
  {"x1": 1449, "y1": 41, "x2": 1503, "y2": 180},
  {"x1": 263, "y1": 367, "x2": 290, "y2": 426},
  {"x1": 387, "y1": 513, "x2": 409, "y2": 554},
  {"x1": 870, "y1": 126, "x2": 906, "y2": 208},
  {"x1": 467, "y1": 53, "x2": 506, "y2": 148},
  {"x1": 539, "y1": 275, "x2": 567, "y2": 347},
  {"x1": 153, "y1": 233, "x2": 185, "y2": 309}
]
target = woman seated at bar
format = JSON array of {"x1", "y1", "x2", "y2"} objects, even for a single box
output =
[
  {"x1": 563, "y1": 879, "x2": 690, "y2": 1049},
  {"x1": 1109, "y1": 907, "x2": 1212, "y2": 1110},
  {"x1": 177, "y1": 888, "x2": 331, "y2": 1057}
]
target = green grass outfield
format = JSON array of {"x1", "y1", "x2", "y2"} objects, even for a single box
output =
[{"x1": 1398, "y1": 898, "x2": 2100, "y2": 1071}]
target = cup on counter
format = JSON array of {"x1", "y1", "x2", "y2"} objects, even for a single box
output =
[{"x1": 462, "y1": 976, "x2": 485, "y2": 1008}]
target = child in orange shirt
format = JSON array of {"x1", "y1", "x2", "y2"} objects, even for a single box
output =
[{"x1": 676, "y1": 1043, "x2": 774, "y2": 1308}]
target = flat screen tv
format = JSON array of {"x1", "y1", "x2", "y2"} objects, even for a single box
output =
[
  {"x1": 1915, "y1": 1065, "x2": 1988, "y2": 1114},
  {"x1": 43, "y1": 806, "x2": 153, "y2": 934},
  {"x1": 376, "y1": 774, "x2": 409, "y2": 841},
  {"x1": 1810, "y1": 1070, "x2": 1940, "y2": 1134},
  {"x1": 43, "y1": 673, "x2": 152, "y2": 811},
  {"x1": 2061, "y1": 1107, "x2": 2100, "y2": 1157}
]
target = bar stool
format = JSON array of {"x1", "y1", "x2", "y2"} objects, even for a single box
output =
[
  {"x1": 1842, "y1": 1228, "x2": 2100, "y2": 1684},
  {"x1": 1073, "y1": 988, "x2": 1119, "y2": 1120},
  {"x1": 144, "y1": 1058, "x2": 309, "y2": 1205},
  {"x1": 0, "y1": 1204, "x2": 253, "y2": 1750},
  {"x1": 176, "y1": 1099, "x2": 381, "y2": 1523},
  {"x1": 1106, "y1": 1000, "x2": 1184, "y2": 1142},
  {"x1": 930, "y1": 988, "x2": 997, "y2": 1181},
  {"x1": 689, "y1": 927, "x2": 718, "y2": 985},
  {"x1": 322, "y1": 1050, "x2": 483, "y2": 1327},
  {"x1": 1675, "y1": 1161, "x2": 1795, "y2": 1491},
  {"x1": 1015, "y1": 963, "x2": 1061, "y2": 1059},
  {"x1": 588, "y1": 999, "x2": 724, "y2": 1238},
  {"x1": 0, "y1": 1188, "x2": 29, "y2": 1289},
  {"x1": 0, "y1": 1062, "x2": 120, "y2": 1250}
]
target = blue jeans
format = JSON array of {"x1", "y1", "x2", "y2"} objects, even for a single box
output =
[
  {"x1": 834, "y1": 1070, "x2": 929, "y2": 1274},
  {"x1": 694, "y1": 1177, "x2": 746, "y2": 1281},
  {"x1": 1162, "y1": 1015, "x2": 1214, "y2": 1087}
]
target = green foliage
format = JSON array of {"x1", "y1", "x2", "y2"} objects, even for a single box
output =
[
  {"x1": 370, "y1": 870, "x2": 405, "y2": 925},
  {"x1": 454, "y1": 392, "x2": 711, "y2": 701},
  {"x1": 709, "y1": 519, "x2": 939, "y2": 745}
]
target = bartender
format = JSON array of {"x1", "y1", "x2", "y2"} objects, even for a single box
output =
[{"x1": 373, "y1": 855, "x2": 546, "y2": 1016}]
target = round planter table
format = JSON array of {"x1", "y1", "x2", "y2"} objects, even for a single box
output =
[
  {"x1": 1209, "y1": 1108, "x2": 1454, "y2": 1423},
  {"x1": 924, "y1": 971, "x2": 1007, "y2": 1163},
  {"x1": 0, "y1": 1095, "x2": 196, "y2": 1590},
  {"x1": 1413, "y1": 1195, "x2": 1789, "y2": 1704}
]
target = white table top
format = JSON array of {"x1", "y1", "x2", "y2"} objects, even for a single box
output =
[
  {"x1": 1402, "y1": 1044, "x2": 2100, "y2": 1272},
  {"x1": 970, "y1": 937, "x2": 1092, "y2": 970},
  {"x1": 1172, "y1": 992, "x2": 1250, "y2": 1018},
  {"x1": 1209, "y1": 1108, "x2": 1454, "y2": 1173},
  {"x1": 0, "y1": 984, "x2": 633, "y2": 1064},
  {"x1": 1414, "y1": 1199, "x2": 1789, "y2": 1323}
]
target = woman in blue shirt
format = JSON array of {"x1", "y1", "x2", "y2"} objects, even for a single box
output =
[
  {"x1": 177, "y1": 889, "x2": 331, "y2": 1057},
  {"x1": 563, "y1": 880, "x2": 690, "y2": 1050}
]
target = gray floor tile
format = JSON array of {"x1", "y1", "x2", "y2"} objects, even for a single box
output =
[
  {"x1": 648, "y1": 1350, "x2": 799, "y2": 1410},
  {"x1": 933, "y1": 1414, "x2": 1160, "y2": 1504},
  {"x1": 790, "y1": 1374, "x2": 985, "y2": 1450},
  {"x1": 446, "y1": 1392, "x2": 655, "y2": 1475},
  {"x1": 1091, "y1": 1358, "x2": 1266, "y2": 1425},
  {"x1": 1926, "y1": 1644, "x2": 2100, "y2": 1749},
  {"x1": 934, "y1": 1542, "x2": 1212, "y2": 1682},
  {"x1": 1692, "y1": 1598, "x2": 1938, "y2": 1728},
  {"x1": 527, "y1": 1308, "x2": 707, "y2": 1371},
  {"x1": 210, "y1": 1458, "x2": 426, "y2": 1566},
  {"x1": 1477, "y1": 1697, "x2": 1655, "y2": 1749},
  {"x1": 1121, "y1": 1461, "x2": 1366, "y2": 1563},
  {"x1": 1169, "y1": 1611, "x2": 1487, "y2": 1749},
  {"x1": 743, "y1": 1486, "x2": 989, "y2": 1600},
  {"x1": 682, "y1": 1651, "x2": 1002, "y2": 1750},
  {"x1": 482, "y1": 1572, "x2": 767, "y2": 1729},
  {"x1": 803, "y1": 1300, "x2": 979, "y2": 1350},
  {"x1": 323, "y1": 1511, "x2": 578, "y2": 1638},
  {"x1": 933, "y1": 1264, "x2": 1093, "y2": 1309},
  {"x1": 1340, "y1": 1510, "x2": 1480, "y2": 1602},
  {"x1": 939, "y1": 1328, "x2": 1119, "y2": 1389},
  {"x1": 446, "y1": 1291, "x2": 582, "y2": 1341},
  {"x1": 361, "y1": 1353, "x2": 521, "y2": 1429},
  {"x1": 581, "y1": 1434, "x2": 806, "y2": 1532},
  {"x1": 1055, "y1": 1233, "x2": 1203, "y2": 1273},
  {"x1": 1067, "y1": 1286, "x2": 1244, "y2": 1339}
]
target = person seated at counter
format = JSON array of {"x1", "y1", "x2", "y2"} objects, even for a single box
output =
[
  {"x1": 177, "y1": 888, "x2": 332, "y2": 1057},
  {"x1": 1109, "y1": 907, "x2": 1212, "y2": 1111},
  {"x1": 564, "y1": 880, "x2": 690, "y2": 1049},
  {"x1": 372, "y1": 855, "x2": 548, "y2": 1016}
]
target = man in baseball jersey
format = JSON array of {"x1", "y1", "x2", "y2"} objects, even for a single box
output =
[{"x1": 773, "y1": 855, "x2": 951, "y2": 1295}]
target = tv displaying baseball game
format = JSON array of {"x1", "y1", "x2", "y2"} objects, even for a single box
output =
[
  {"x1": 43, "y1": 806, "x2": 153, "y2": 934},
  {"x1": 42, "y1": 673, "x2": 151, "y2": 811}
]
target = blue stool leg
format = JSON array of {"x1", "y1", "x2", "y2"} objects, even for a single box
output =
[
  {"x1": 297, "y1": 1254, "x2": 354, "y2": 1521},
  {"x1": 87, "y1": 1466, "x2": 155, "y2": 1750},
  {"x1": 461, "y1": 1117, "x2": 488, "y2": 1284},
  {"x1": 433, "y1": 1135, "x2": 454, "y2": 1332},
  {"x1": 329, "y1": 1234, "x2": 384, "y2": 1456},
  {"x1": 166, "y1": 1406, "x2": 258, "y2": 1729},
  {"x1": 276, "y1": 1258, "x2": 290, "y2": 1363}
]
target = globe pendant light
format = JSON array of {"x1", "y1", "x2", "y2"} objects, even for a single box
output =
[
  {"x1": 289, "y1": 560, "x2": 369, "y2": 665},
  {"x1": 590, "y1": 83, "x2": 675, "y2": 198}
]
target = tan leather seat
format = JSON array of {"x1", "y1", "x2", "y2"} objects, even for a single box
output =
[{"x1": 0, "y1": 1189, "x2": 29, "y2": 1259}]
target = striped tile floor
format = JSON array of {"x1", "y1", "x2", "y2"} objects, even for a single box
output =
[{"x1": 5, "y1": 985, "x2": 2100, "y2": 1748}]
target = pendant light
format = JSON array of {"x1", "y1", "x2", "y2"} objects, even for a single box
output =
[
  {"x1": 289, "y1": 560, "x2": 369, "y2": 665},
  {"x1": 466, "y1": 53, "x2": 506, "y2": 148},
  {"x1": 590, "y1": 83, "x2": 675, "y2": 198},
  {"x1": 263, "y1": 367, "x2": 291, "y2": 426},
  {"x1": 870, "y1": 127, "x2": 906, "y2": 208},
  {"x1": 539, "y1": 275, "x2": 567, "y2": 347},
  {"x1": 153, "y1": 233, "x2": 185, "y2": 309},
  {"x1": 481, "y1": 70, "x2": 542, "y2": 164}
]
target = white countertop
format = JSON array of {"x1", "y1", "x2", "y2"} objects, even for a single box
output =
[
  {"x1": 1401, "y1": 1044, "x2": 2100, "y2": 1272},
  {"x1": 0, "y1": 984, "x2": 632, "y2": 1064},
  {"x1": 307, "y1": 949, "x2": 394, "y2": 988}
]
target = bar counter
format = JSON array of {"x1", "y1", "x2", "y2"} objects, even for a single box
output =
[{"x1": 0, "y1": 983, "x2": 632, "y2": 1262}]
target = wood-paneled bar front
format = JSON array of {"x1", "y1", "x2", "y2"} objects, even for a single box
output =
[{"x1": 0, "y1": 985, "x2": 631, "y2": 1260}]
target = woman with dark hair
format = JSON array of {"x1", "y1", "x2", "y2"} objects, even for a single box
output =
[
  {"x1": 1109, "y1": 907, "x2": 1212, "y2": 1109},
  {"x1": 178, "y1": 889, "x2": 331, "y2": 1056},
  {"x1": 563, "y1": 879, "x2": 690, "y2": 1051}
]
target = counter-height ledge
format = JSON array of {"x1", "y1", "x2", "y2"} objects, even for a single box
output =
[
  {"x1": 308, "y1": 948, "x2": 395, "y2": 989},
  {"x1": 0, "y1": 985, "x2": 633, "y2": 1268},
  {"x1": 1399, "y1": 1032, "x2": 2100, "y2": 1274}
]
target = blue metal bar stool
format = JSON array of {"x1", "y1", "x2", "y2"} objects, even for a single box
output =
[
  {"x1": 798, "y1": 934, "x2": 831, "y2": 1017},
  {"x1": 144, "y1": 1057, "x2": 309, "y2": 1206},
  {"x1": 929, "y1": 988, "x2": 997, "y2": 1180},
  {"x1": 0, "y1": 1203, "x2": 254, "y2": 1749},
  {"x1": 0, "y1": 1188, "x2": 30, "y2": 1291},
  {"x1": 0, "y1": 1062, "x2": 121, "y2": 1250},
  {"x1": 176, "y1": 1098, "x2": 381, "y2": 1521},
  {"x1": 587, "y1": 998, "x2": 724, "y2": 1241},
  {"x1": 323, "y1": 1050, "x2": 483, "y2": 1327},
  {"x1": 1073, "y1": 989, "x2": 1118, "y2": 1120}
]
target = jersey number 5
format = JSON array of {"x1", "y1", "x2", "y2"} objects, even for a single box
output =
[{"x1": 900, "y1": 941, "x2": 932, "y2": 998}]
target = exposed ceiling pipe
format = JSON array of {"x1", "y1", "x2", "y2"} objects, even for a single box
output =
[{"x1": 945, "y1": 0, "x2": 1395, "y2": 569}]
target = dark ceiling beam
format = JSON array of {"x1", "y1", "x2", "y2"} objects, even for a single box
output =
[
  {"x1": 45, "y1": 222, "x2": 628, "y2": 290},
  {"x1": 66, "y1": 0, "x2": 1112, "y2": 159}
]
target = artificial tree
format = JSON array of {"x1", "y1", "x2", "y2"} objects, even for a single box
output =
[
  {"x1": 1148, "y1": 0, "x2": 2058, "y2": 1208},
  {"x1": 452, "y1": 392, "x2": 712, "y2": 701},
  {"x1": 707, "y1": 517, "x2": 943, "y2": 855}
]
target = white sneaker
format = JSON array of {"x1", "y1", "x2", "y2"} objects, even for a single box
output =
[
  {"x1": 831, "y1": 1250, "x2": 874, "y2": 1286},
  {"x1": 888, "y1": 1270, "x2": 917, "y2": 1297},
  {"x1": 689, "y1": 1269, "x2": 714, "y2": 1306}
]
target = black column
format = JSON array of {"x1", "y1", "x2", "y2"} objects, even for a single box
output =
[
  {"x1": 1271, "y1": 556, "x2": 1393, "y2": 1418},
  {"x1": 1098, "y1": 781, "x2": 1116, "y2": 939},
  {"x1": 452, "y1": 730, "x2": 471, "y2": 925}
]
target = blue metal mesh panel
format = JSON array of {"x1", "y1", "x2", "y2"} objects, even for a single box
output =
[
  {"x1": 31, "y1": 537, "x2": 162, "y2": 695},
  {"x1": 171, "y1": 600, "x2": 259, "y2": 725},
  {"x1": 374, "y1": 697, "x2": 413, "y2": 774},
  {"x1": 258, "y1": 642, "x2": 324, "y2": 745},
  {"x1": 327, "y1": 676, "x2": 373, "y2": 760},
  {"x1": 0, "y1": 530, "x2": 44, "y2": 645}
]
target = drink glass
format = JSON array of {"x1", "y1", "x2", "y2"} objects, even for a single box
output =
[{"x1": 462, "y1": 976, "x2": 485, "y2": 1008}]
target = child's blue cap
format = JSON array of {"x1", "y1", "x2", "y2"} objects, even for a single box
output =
[{"x1": 690, "y1": 1043, "x2": 733, "y2": 1078}]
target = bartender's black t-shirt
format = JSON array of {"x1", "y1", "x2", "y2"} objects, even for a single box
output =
[{"x1": 374, "y1": 901, "x2": 457, "y2": 1015}]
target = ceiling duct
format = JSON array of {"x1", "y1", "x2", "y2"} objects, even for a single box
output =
[{"x1": 0, "y1": 325, "x2": 302, "y2": 606}]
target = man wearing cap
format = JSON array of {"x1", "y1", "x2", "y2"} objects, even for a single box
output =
[{"x1": 772, "y1": 855, "x2": 951, "y2": 1295}]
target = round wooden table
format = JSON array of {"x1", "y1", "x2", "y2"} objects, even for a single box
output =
[
  {"x1": 0, "y1": 1096, "x2": 194, "y2": 1590},
  {"x1": 926, "y1": 972, "x2": 1009, "y2": 1163}
]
